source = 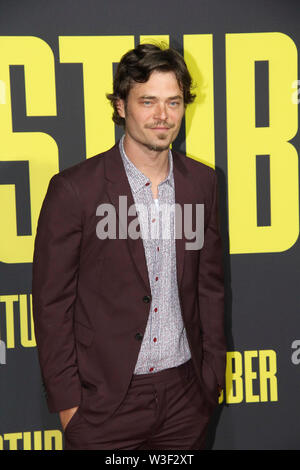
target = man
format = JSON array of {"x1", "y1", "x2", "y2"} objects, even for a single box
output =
[{"x1": 32, "y1": 43, "x2": 226, "y2": 450}]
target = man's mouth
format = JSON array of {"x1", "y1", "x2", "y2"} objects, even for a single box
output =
[{"x1": 146, "y1": 122, "x2": 173, "y2": 130}]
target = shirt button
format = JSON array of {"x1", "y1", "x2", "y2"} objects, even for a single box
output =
[
  {"x1": 143, "y1": 295, "x2": 151, "y2": 303},
  {"x1": 155, "y1": 276, "x2": 158, "y2": 281},
  {"x1": 152, "y1": 218, "x2": 156, "y2": 223},
  {"x1": 145, "y1": 182, "x2": 150, "y2": 186},
  {"x1": 154, "y1": 307, "x2": 158, "y2": 312},
  {"x1": 153, "y1": 337, "x2": 157, "y2": 342},
  {"x1": 149, "y1": 367, "x2": 154, "y2": 372},
  {"x1": 157, "y1": 247, "x2": 159, "y2": 251},
  {"x1": 135, "y1": 333, "x2": 143, "y2": 341}
]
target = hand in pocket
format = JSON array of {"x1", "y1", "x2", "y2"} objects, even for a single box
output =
[{"x1": 59, "y1": 406, "x2": 79, "y2": 432}]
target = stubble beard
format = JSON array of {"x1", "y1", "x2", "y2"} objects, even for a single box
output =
[
  {"x1": 144, "y1": 141, "x2": 170, "y2": 152},
  {"x1": 128, "y1": 128, "x2": 173, "y2": 152},
  {"x1": 143, "y1": 126, "x2": 176, "y2": 152}
]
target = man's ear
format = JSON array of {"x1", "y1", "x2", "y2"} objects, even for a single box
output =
[{"x1": 116, "y1": 99, "x2": 125, "y2": 119}]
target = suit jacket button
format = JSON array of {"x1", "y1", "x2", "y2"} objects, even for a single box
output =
[
  {"x1": 143, "y1": 295, "x2": 151, "y2": 303},
  {"x1": 135, "y1": 333, "x2": 143, "y2": 341}
]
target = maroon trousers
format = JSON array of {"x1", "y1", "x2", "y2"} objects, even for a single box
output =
[{"x1": 64, "y1": 359, "x2": 214, "y2": 450}]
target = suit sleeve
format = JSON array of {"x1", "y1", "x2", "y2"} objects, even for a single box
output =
[
  {"x1": 32, "y1": 173, "x2": 82, "y2": 413},
  {"x1": 198, "y1": 169, "x2": 226, "y2": 390}
]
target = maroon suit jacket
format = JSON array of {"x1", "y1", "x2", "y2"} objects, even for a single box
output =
[{"x1": 32, "y1": 142, "x2": 226, "y2": 425}]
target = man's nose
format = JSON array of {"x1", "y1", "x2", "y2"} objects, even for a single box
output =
[{"x1": 153, "y1": 103, "x2": 168, "y2": 121}]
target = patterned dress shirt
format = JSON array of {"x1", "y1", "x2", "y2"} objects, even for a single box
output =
[{"x1": 119, "y1": 136, "x2": 191, "y2": 374}]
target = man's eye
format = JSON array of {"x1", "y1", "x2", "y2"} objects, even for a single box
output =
[
  {"x1": 170, "y1": 101, "x2": 179, "y2": 106},
  {"x1": 143, "y1": 101, "x2": 152, "y2": 106}
]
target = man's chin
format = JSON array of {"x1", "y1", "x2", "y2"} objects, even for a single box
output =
[
  {"x1": 143, "y1": 137, "x2": 171, "y2": 152},
  {"x1": 146, "y1": 143, "x2": 170, "y2": 152}
]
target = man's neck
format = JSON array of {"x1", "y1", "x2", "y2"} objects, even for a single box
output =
[{"x1": 123, "y1": 134, "x2": 170, "y2": 186}]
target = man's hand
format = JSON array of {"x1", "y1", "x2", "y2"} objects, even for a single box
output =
[{"x1": 59, "y1": 406, "x2": 79, "y2": 432}]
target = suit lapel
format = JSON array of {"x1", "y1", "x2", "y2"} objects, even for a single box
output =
[
  {"x1": 104, "y1": 143, "x2": 151, "y2": 294},
  {"x1": 172, "y1": 150, "x2": 195, "y2": 289}
]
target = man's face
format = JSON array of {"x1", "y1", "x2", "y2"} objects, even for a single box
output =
[{"x1": 117, "y1": 70, "x2": 185, "y2": 152}]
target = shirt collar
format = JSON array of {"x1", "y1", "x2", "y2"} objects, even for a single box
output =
[{"x1": 119, "y1": 134, "x2": 174, "y2": 194}]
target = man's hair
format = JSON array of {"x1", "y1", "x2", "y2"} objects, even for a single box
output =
[{"x1": 106, "y1": 43, "x2": 196, "y2": 127}]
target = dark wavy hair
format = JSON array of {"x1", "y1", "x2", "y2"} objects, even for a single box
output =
[{"x1": 106, "y1": 43, "x2": 196, "y2": 127}]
